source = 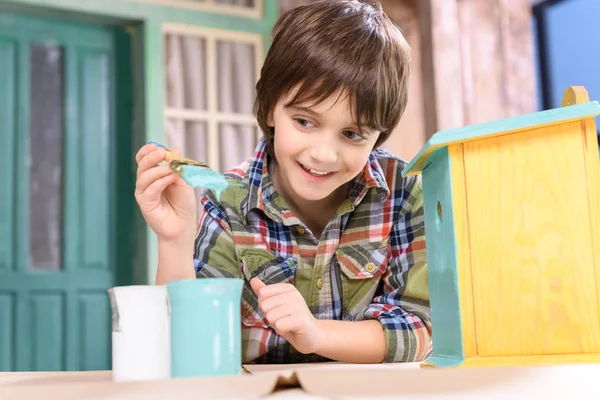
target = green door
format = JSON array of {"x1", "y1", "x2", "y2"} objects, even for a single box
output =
[{"x1": 0, "y1": 12, "x2": 133, "y2": 371}]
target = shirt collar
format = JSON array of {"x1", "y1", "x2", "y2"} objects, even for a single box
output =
[
  {"x1": 348, "y1": 150, "x2": 391, "y2": 206},
  {"x1": 242, "y1": 137, "x2": 287, "y2": 223}
]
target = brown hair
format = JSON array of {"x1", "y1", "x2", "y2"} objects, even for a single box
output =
[{"x1": 254, "y1": 0, "x2": 411, "y2": 159}]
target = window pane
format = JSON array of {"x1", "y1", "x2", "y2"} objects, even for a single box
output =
[
  {"x1": 165, "y1": 119, "x2": 209, "y2": 165},
  {"x1": 165, "y1": 119, "x2": 209, "y2": 218},
  {"x1": 29, "y1": 44, "x2": 64, "y2": 270},
  {"x1": 214, "y1": 0, "x2": 255, "y2": 7},
  {"x1": 216, "y1": 40, "x2": 256, "y2": 114},
  {"x1": 164, "y1": 35, "x2": 207, "y2": 111},
  {"x1": 218, "y1": 123, "x2": 257, "y2": 172}
]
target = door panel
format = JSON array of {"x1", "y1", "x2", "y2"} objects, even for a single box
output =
[
  {"x1": 0, "y1": 12, "x2": 130, "y2": 372},
  {"x1": 80, "y1": 50, "x2": 111, "y2": 270},
  {"x1": 29, "y1": 42, "x2": 64, "y2": 271},
  {"x1": 31, "y1": 293, "x2": 65, "y2": 370},
  {"x1": 0, "y1": 294, "x2": 14, "y2": 371}
]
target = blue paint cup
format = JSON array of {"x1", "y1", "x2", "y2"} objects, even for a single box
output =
[{"x1": 165, "y1": 278, "x2": 244, "y2": 378}]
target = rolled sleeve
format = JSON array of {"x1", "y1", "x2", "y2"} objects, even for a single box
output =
[
  {"x1": 364, "y1": 175, "x2": 432, "y2": 362},
  {"x1": 193, "y1": 191, "x2": 241, "y2": 279}
]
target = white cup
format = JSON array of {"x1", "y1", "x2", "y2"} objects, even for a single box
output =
[{"x1": 108, "y1": 285, "x2": 170, "y2": 381}]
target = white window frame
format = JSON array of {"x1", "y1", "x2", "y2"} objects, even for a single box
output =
[
  {"x1": 133, "y1": 0, "x2": 264, "y2": 19},
  {"x1": 162, "y1": 23, "x2": 263, "y2": 170}
]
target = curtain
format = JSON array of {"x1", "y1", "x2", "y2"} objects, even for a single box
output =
[
  {"x1": 164, "y1": 0, "x2": 258, "y2": 171},
  {"x1": 164, "y1": 0, "x2": 259, "y2": 215},
  {"x1": 215, "y1": 39, "x2": 256, "y2": 172},
  {"x1": 165, "y1": 35, "x2": 208, "y2": 164}
]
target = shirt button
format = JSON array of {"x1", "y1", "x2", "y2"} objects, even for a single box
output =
[
  {"x1": 296, "y1": 226, "x2": 305, "y2": 235},
  {"x1": 365, "y1": 262, "x2": 377, "y2": 273},
  {"x1": 316, "y1": 278, "x2": 323, "y2": 289}
]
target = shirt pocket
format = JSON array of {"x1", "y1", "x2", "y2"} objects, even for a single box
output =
[
  {"x1": 238, "y1": 248, "x2": 297, "y2": 328},
  {"x1": 336, "y1": 239, "x2": 389, "y2": 280},
  {"x1": 335, "y1": 239, "x2": 389, "y2": 313}
]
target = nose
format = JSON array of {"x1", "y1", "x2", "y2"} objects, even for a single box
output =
[{"x1": 308, "y1": 140, "x2": 338, "y2": 165}]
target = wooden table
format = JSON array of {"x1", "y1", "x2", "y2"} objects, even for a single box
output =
[{"x1": 1, "y1": 362, "x2": 599, "y2": 399}]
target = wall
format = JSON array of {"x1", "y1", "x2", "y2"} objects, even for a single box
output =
[
  {"x1": 420, "y1": 0, "x2": 537, "y2": 132},
  {"x1": 379, "y1": 0, "x2": 426, "y2": 162}
]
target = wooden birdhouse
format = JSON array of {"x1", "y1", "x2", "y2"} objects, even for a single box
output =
[{"x1": 402, "y1": 86, "x2": 600, "y2": 368}]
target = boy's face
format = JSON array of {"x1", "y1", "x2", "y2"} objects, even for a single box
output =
[{"x1": 268, "y1": 88, "x2": 380, "y2": 205}]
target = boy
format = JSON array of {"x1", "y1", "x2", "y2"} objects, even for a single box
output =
[{"x1": 135, "y1": 0, "x2": 430, "y2": 364}]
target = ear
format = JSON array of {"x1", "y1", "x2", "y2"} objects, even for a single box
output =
[
  {"x1": 267, "y1": 110, "x2": 275, "y2": 128},
  {"x1": 373, "y1": 131, "x2": 389, "y2": 149}
]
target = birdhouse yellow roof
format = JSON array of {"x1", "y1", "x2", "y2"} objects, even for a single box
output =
[{"x1": 402, "y1": 100, "x2": 600, "y2": 177}]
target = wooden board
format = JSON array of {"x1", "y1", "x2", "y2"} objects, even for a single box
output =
[{"x1": 463, "y1": 121, "x2": 600, "y2": 357}]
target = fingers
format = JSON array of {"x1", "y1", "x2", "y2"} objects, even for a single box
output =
[
  {"x1": 253, "y1": 281, "x2": 295, "y2": 303},
  {"x1": 250, "y1": 277, "x2": 266, "y2": 295},
  {"x1": 136, "y1": 147, "x2": 166, "y2": 179},
  {"x1": 272, "y1": 316, "x2": 296, "y2": 334},
  {"x1": 260, "y1": 291, "x2": 290, "y2": 313},
  {"x1": 138, "y1": 171, "x2": 178, "y2": 200},
  {"x1": 259, "y1": 295, "x2": 298, "y2": 335},
  {"x1": 252, "y1": 279, "x2": 303, "y2": 330},
  {"x1": 136, "y1": 143, "x2": 162, "y2": 164},
  {"x1": 264, "y1": 303, "x2": 293, "y2": 324},
  {"x1": 135, "y1": 164, "x2": 174, "y2": 194},
  {"x1": 135, "y1": 143, "x2": 183, "y2": 165}
]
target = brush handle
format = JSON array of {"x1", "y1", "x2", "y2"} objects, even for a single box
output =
[
  {"x1": 164, "y1": 150, "x2": 203, "y2": 166},
  {"x1": 148, "y1": 141, "x2": 209, "y2": 168}
]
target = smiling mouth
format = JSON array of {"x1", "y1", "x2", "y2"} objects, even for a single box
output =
[{"x1": 299, "y1": 163, "x2": 333, "y2": 177}]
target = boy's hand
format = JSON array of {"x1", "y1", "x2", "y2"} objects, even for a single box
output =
[
  {"x1": 135, "y1": 143, "x2": 197, "y2": 243},
  {"x1": 250, "y1": 278, "x2": 325, "y2": 355}
]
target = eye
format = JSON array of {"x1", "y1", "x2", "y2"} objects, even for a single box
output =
[
  {"x1": 343, "y1": 130, "x2": 364, "y2": 142},
  {"x1": 294, "y1": 118, "x2": 314, "y2": 128}
]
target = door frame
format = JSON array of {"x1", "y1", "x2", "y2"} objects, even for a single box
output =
[
  {"x1": 113, "y1": 24, "x2": 136, "y2": 287},
  {"x1": 0, "y1": 5, "x2": 144, "y2": 286},
  {"x1": 0, "y1": 12, "x2": 137, "y2": 371}
]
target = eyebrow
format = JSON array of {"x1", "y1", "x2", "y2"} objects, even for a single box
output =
[
  {"x1": 287, "y1": 105, "x2": 371, "y2": 134},
  {"x1": 287, "y1": 106, "x2": 321, "y2": 118}
]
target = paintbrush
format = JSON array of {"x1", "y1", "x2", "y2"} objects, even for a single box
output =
[{"x1": 148, "y1": 141, "x2": 233, "y2": 200}]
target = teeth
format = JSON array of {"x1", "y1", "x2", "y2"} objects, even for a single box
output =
[
  {"x1": 300, "y1": 163, "x2": 331, "y2": 176},
  {"x1": 309, "y1": 168, "x2": 329, "y2": 176}
]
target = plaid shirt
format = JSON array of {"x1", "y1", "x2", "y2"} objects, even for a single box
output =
[{"x1": 193, "y1": 137, "x2": 431, "y2": 364}]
